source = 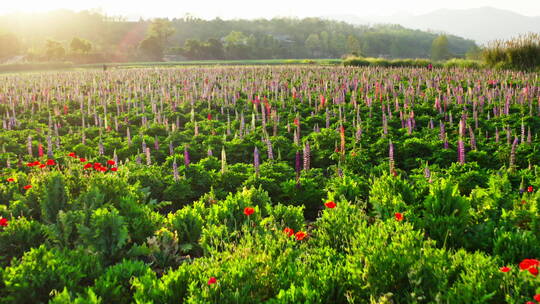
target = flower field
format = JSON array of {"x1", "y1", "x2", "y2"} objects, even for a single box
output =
[{"x1": 1, "y1": 66, "x2": 540, "y2": 303}]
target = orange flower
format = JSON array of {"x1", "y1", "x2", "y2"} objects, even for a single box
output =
[
  {"x1": 23, "y1": 185, "x2": 32, "y2": 190},
  {"x1": 283, "y1": 227, "x2": 294, "y2": 237},
  {"x1": 395, "y1": 212, "x2": 404, "y2": 221},
  {"x1": 295, "y1": 231, "x2": 307, "y2": 241}
]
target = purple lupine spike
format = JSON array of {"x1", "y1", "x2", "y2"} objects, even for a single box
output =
[
  {"x1": 194, "y1": 122, "x2": 199, "y2": 136},
  {"x1": 169, "y1": 141, "x2": 174, "y2": 156},
  {"x1": 510, "y1": 137, "x2": 518, "y2": 169},
  {"x1": 389, "y1": 140, "x2": 395, "y2": 174},
  {"x1": 439, "y1": 122, "x2": 445, "y2": 140},
  {"x1": 154, "y1": 136, "x2": 159, "y2": 150},
  {"x1": 495, "y1": 127, "x2": 499, "y2": 143},
  {"x1": 184, "y1": 146, "x2": 190, "y2": 167},
  {"x1": 254, "y1": 147, "x2": 260, "y2": 176},
  {"x1": 337, "y1": 167, "x2": 343, "y2": 178},
  {"x1": 521, "y1": 119, "x2": 525, "y2": 144},
  {"x1": 173, "y1": 159, "x2": 179, "y2": 181},
  {"x1": 429, "y1": 119, "x2": 434, "y2": 129},
  {"x1": 295, "y1": 150, "x2": 301, "y2": 178},
  {"x1": 382, "y1": 113, "x2": 388, "y2": 135},
  {"x1": 47, "y1": 135, "x2": 53, "y2": 158},
  {"x1": 136, "y1": 154, "x2": 142, "y2": 165},
  {"x1": 424, "y1": 164, "x2": 431, "y2": 182},
  {"x1": 266, "y1": 139, "x2": 274, "y2": 160},
  {"x1": 506, "y1": 126, "x2": 511, "y2": 145},
  {"x1": 527, "y1": 127, "x2": 532, "y2": 144},
  {"x1": 208, "y1": 148, "x2": 213, "y2": 157},
  {"x1": 458, "y1": 139, "x2": 465, "y2": 164},
  {"x1": 303, "y1": 142, "x2": 310, "y2": 171},
  {"x1": 142, "y1": 140, "x2": 146, "y2": 153},
  {"x1": 325, "y1": 109, "x2": 330, "y2": 128}
]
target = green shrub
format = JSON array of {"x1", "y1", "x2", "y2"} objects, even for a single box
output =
[{"x1": 0, "y1": 217, "x2": 46, "y2": 266}]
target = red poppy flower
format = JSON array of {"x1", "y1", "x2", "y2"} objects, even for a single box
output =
[
  {"x1": 0, "y1": 218, "x2": 7, "y2": 227},
  {"x1": 79, "y1": 157, "x2": 87, "y2": 162},
  {"x1": 93, "y1": 162, "x2": 101, "y2": 168},
  {"x1": 83, "y1": 163, "x2": 92, "y2": 169},
  {"x1": 244, "y1": 207, "x2": 255, "y2": 216},
  {"x1": 519, "y1": 259, "x2": 540, "y2": 270},
  {"x1": 293, "y1": 117, "x2": 299, "y2": 127},
  {"x1": 39, "y1": 164, "x2": 46, "y2": 169},
  {"x1": 528, "y1": 186, "x2": 534, "y2": 193},
  {"x1": 33, "y1": 161, "x2": 40, "y2": 166},
  {"x1": 395, "y1": 212, "x2": 404, "y2": 221},
  {"x1": 68, "y1": 152, "x2": 76, "y2": 158},
  {"x1": 283, "y1": 227, "x2": 294, "y2": 237},
  {"x1": 295, "y1": 231, "x2": 307, "y2": 241},
  {"x1": 107, "y1": 160, "x2": 116, "y2": 166},
  {"x1": 26, "y1": 162, "x2": 34, "y2": 167},
  {"x1": 207, "y1": 113, "x2": 212, "y2": 120},
  {"x1": 526, "y1": 301, "x2": 535, "y2": 304},
  {"x1": 110, "y1": 167, "x2": 118, "y2": 172},
  {"x1": 207, "y1": 277, "x2": 217, "y2": 285},
  {"x1": 533, "y1": 294, "x2": 540, "y2": 302},
  {"x1": 325, "y1": 201, "x2": 336, "y2": 209},
  {"x1": 6, "y1": 178, "x2": 14, "y2": 182},
  {"x1": 529, "y1": 267, "x2": 539, "y2": 276},
  {"x1": 499, "y1": 266, "x2": 511, "y2": 272},
  {"x1": 23, "y1": 185, "x2": 32, "y2": 190},
  {"x1": 46, "y1": 159, "x2": 55, "y2": 166}
]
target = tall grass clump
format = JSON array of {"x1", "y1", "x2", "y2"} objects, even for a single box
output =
[{"x1": 483, "y1": 33, "x2": 540, "y2": 70}]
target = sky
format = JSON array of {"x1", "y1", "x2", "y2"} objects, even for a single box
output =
[{"x1": 0, "y1": 0, "x2": 539, "y2": 19}]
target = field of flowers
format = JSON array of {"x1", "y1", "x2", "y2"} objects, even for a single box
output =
[{"x1": 0, "y1": 66, "x2": 540, "y2": 303}]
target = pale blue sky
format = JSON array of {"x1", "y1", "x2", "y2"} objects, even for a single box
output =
[{"x1": 1, "y1": 0, "x2": 539, "y2": 19}]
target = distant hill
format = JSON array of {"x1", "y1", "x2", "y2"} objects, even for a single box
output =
[{"x1": 327, "y1": 7, "x2": 540, "y2": 44}]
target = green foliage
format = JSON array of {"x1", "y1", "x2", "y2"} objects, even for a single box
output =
[
  {"x1": 483, "y1": 33, "x2": 540, "y2": 70},
  {"x1": 3, "y1": 245, "x2": 102, "y2": 304},
  {"x1": 0, "y1": 217, "x2": 46, "y2": 266},
  {"x1": 79, "y1": 207, "x2": 129, "y2": 262},
  {"x1": 93, "y1": 259, "x2": 153, "y2": 304}
]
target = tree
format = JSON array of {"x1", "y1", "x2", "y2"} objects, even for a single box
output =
[
  {"x1": 305, "y1": 34, "x2": 321, "y2": 57},
  {"x1": 45, "y1": 40, "x2": 66, "y2": 61},
  {"x1": 148, "y1": 18, "x2": 175, "y2": 47},
  {"x1": 139, "y1": 36, "x2": 163, "y2": 60},
  {"x1": 431, "y1": 35, "x2": 450, "y2": 61},
  {"x1": 70, "y1": 37, "x2": 92, "y2": 54},
  {"x1": 346, "y1": 35, "x2": 361, "y2": 56},
  {"x1": 465, "y1": 45, "x2": 482, "y2": 60}
]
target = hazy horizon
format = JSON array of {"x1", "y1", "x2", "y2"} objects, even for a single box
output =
[{"x1": 1, "y1": 0, "x2": 539, "y2": 20}]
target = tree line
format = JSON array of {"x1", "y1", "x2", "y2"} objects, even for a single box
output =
[{"x1": 0, "y1": 10, "x2": 478, "y2": 62}]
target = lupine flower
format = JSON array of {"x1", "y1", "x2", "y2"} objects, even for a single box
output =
[
  {"x1": 325, "y1": 201, "x2": 336, "y2": 208},
  {"x1": 500, "y1": 266, "x2": 511, "y2": 272},
  {"x1": 244, "y1": 207, "x2": 255, "y2": 216},
  {"x1": 395, "y1": 212, "x2": 403, "y2": 221},
  {"x1": 207, "y1": 113, "x2": 212, "y2": 120},
  {"x1": 184, "y1": 146, "x2": 190, "y2": 167},
  {"x1": 23, "y1": 185, "x2": 32, "y2": 190},
  {"x1": 458, "y1": 139, "x2": 465, "y2": 164},
  {"x1": 207, "y1": 277, "x2": 217, "y2": 285},
  {"x1": 389, "y1": 140, "x2": 395, "y2": 174},
  {"x1": 295, "y1": 231, "x2": 307, "y2": 241},
  {"x1": 38, "y1": 143, "x2": 43, "y2": 157},
  {"x1": 303, "y1": 142, "x2": 310, "y2": 171},
  {"x1": 254, "y1": 147, "x2": 260, "y2": 176},
  {"x1": 0, "y1": 218, "x2": 7, "y2": 227},
  {"x1": 510, "y1": 137, "x2": 518, "y2": 168},
  {"x1": 283, "y1": 227, "x2": 294, "y2": 237}
]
